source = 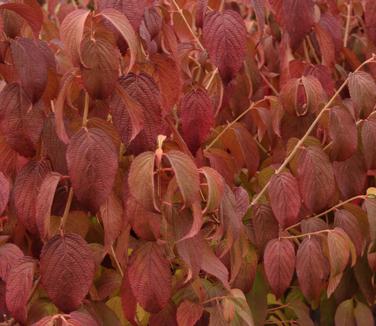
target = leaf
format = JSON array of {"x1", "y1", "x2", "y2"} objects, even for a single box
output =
[
  {"x1": 36, "y1": 172, "x2": 61, "y2": 240},
  {"x1": 5, "y1": 257, "x2": 36, "y2": 323},
  {"x1": 333, "y1": 153, "x2": 367, "y2": 200},
  {"x1": 327, "y1": 228, "x2": 352, "y2": 277},
  {"x1": 164, "y1": 150, "x2": 200, "y2": 207},
  {"x1": 120, "y1": 272, "x2": 137, "y2": 326},
  {"x1": 297, "y1": 146, "x2": 336, "y2": 213},
  {"x1": 329, "y1": 106, "x2": 357, "y2": 161},
  {"x1": 365, "y1": 0, "x2": 376, "y2": 45},
  {"x1": 200, "y1": 167, "x2": 225, "y2": 214},
  {"x1": 128, "y1": 151, "x2": 156, "y2": 211},
  {"x1": 221, "y1": 123, "x2": 260, "y2": 177},
  {"x1": 269, "y1": 0, "x2": 314, "y2": 49},
  {"x1": 40, "y1": 233, "x2": 95, "y2": 312},
  {"x1": 0, "y1": 3, "x2": 43, "y2": 37},
  {"x1": 66, "y1": 128, "x2": 118, "y2": 212},
  {"x1": 334, "y1": 299, "x2": 355, "y2": 326},
  {"x1": 176, "y1": 300, "x2": 203, "y2": 326},
  {"x1": 364, "y1": 198, "x2": 376, "y2": 241},
  {"x1": 0, "y1": 83, "x2": 44, "y2": 157},
  {"x1": 334, "y1": 210, "x2": 364, "y2": 256},
  {"x1": 296, "y1": 237, "x2": 328, "y2": 302},
  {"x1": 353, "y1": 301, "x2": 374, "y2": 326},
  {"x1": 179, "y1": 87, "x2": 214, "y2": 154},
  {"x1": 314, "y1": 23, "x2": 335, "y2": 68},
  {"x1": 127, "y1": 242, "x2": 172, "y2": 313},
  {"x1": 268, "y1": 172, "x2": 301, "y2": 228},
  {"x1": 203, "y1": 10, "x2": 247, "y2": 82},
  {"x1": 361, "y1": 115, "x2": 376, "y2": 170},
  {"x1": 250, "y1": 0, "x2": 265, "y2": 36},
  {"x1": 81, "y1": 35, "x2": 120, "y2": 100},
  {"x1": 348, "y1": 71, "x2": 376, "y2": 117},
  {"x1": 10, "y1": 38, "x2": 49, "y2": 103},
  {"x1": 99, "y1": 192, "x2": 123, "y2": 249},
  {"x1": 0, "y1": 172, "x2": 10, "y2": 216},
  {"x1": 0, "y1": 243, "x2": 24, "y2": 281},
  {"x1": 248, "y1": 204, "x2": 279, "y2": 252},
  {"x1": 151, "y1": 53, "x2": 182, "y2": 114},
  {"x1": 60, "y1": 9, "x2": 90, "y2": 65},
  {"x1": 13, "y1": 160, "x2": 52, "y2": 234},
  {"x1": 263, "y1": 239, "x2": 295, "y2": 298},
  {"x1": 98, "y1": 9, "x2": 139, "y2": 73}
]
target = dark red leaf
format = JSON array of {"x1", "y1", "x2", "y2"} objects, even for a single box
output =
[
  {"x1": 264, "y1": 239, "x2": 295, "y2": 298},
  {"x1": 203, "y1": 10, "x2": 247, "y2": 82},
  {"x1": 5, "y1": 257, "x2": 36, "y2": 323},
  {"x1": 365, "y1": 0, "x2": 376, "y2": 45},
  {"x1": 0, "y1": 172, "x2": 10, "y2": 216},
  {"x1": 176, "y1": 300, "x2": 203, "y2": 326},
  {"x1": 128, "y1": 242, "x2": 172, "y2": 313},
  {"x1": 179, "y1": 87, "x2": 214, "y2": 154},
  {"x1": 362, "y1": 115, "x2": 376, "y2": 170},
  {"x1": 66, "y1": 128, "x2": 118, "y2": 212},
  {"x1": 0, "y1": 243, "x2": 23, "y2": 281},
  {"x1": 13, "y1": 160, "x2": 51, "y2": 234},
  {"x1": 40, "y1": 233, "x2": 95, "y2": 312},
  {"x1": 268, "y1": 172, "x2": 301, "y2": 228}
]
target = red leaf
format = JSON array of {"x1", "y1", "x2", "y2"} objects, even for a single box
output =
[
  {"x1": 0, "y1": 243, "x2": 23, "y2": 281},
  {"x1": 362, "y1": 115, "x2": 376, "y2": 170},
  {"x1": 151, "y1": 53, "x2": 182, "y2": 115},
  {"x1": 365, "y1": 0, "x2": 376, "y2": 45},
  {"x1": 296, "y1": 237, "x2": 329, "y2": 302},
  {"x1": 66, "y1": 128, "x2": 118, "y2": 212},
  {"x1": 96, "y1": 0, "x2": 146, "y2": 31},
  {"x1": 179, "y1": 87, "x2": 214, "y2": 154},
  {"x1": 5, "y1": 257, "x2": 36, "y2": 323},
  {"x1": 98, "y1": 9, "x2": 139, "y2": 73},
  {"x1": 99, "y1": 192, "x2": 123, "y2": 249},
  {"x1": 348, "y1": 71, "x2": 376, "y2": 117},
  {"x1": 0, "y1": 172, "x2": 10, "y2": 216},
  {"x1": 14, "y1": 160, "x2": 52, "y2": 234},
  {"x1": 10, "y1": 38, "x2": 49, "y2": 103},
  {"x1": 0, "y1": 3, "x2": 43, "y2": 37},
  {"x1": 264, "y1": 239, "x2": 295, "y2": 298},
  {"x1": 269, "y1": 0, "x2": 314, "y2": 49},
  {"x1": 329, "y1": 106, "x2": 357, "y2": 161},
  {"x1": 0, "y1": 83, "x2": 44, "y2": 157},
  {"x1": 60, "y1": 9, "x2": 90, "y2": 65},
  {"x1": 80, "y1": 35, "x2": 120, "y2": 100},
  {"x1": 35, "y1": 172, "x2": 61, "y2": 240},
  {"x1": 128, "y1": 242, "x2": 172, "y2": 313},
  {"x1": 203, "y1": 10, "x2": 247, "y2": 82},
  {"x1": 120, "y1": 271, "x2": 137, "y2": 326},
  {"x1": 176, "y1": 300, "x2": 203, "y2": 326},
  {"x1": 333, "y1": 153, "x2": 367, "y2": 199},
  {"x1": 314, "y1": 23, "x2": 335, "y2": 68},
  {"x1": 250, "y1": 0, "x2": 265, "y2": 36},
  {"x1": 128, "y1": 151, "x2": 156, "y2": 211},
  {"x1": 268, "y1": 172, "x2": 301, "y2": 228},
  {"x1": 297, "y1": 147, "x2": 336, "y2": 213},
  {"x1": 40, "y1": 233, "x2": 95, "y2": 312}
]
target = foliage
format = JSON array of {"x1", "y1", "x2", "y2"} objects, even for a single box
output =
[{"x1": 0, "y1": 0, "x2": 376, "y2": 325}]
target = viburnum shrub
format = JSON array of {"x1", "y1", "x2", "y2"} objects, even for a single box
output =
[{"x1": 2, "y1": 0, "x2": 376, "y2": 325}]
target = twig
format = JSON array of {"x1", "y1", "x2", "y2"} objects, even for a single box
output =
[
  {"x1": 171, "y1": 0, "x2": 205, "y2": 51},
  {"x1": 248, "y1": 55, "x2": 376, "y2": 209},
  {"x1": 344, "y1": 0, "x2": 353, "y2": 48},
  {"x1": 82, "y1": 91, "x2": 89, "y2": 127},
  {"x1": 59, "y1": 187, "x2": 74, "y2": 232},
  {"x1": 205, "y1": 67, "x2": 218, "y2": 90},
  {"x1": 260, "y1": 70, "x2": 279, "y2": 96},
  {"x1": 280, "y1": 229, "x2": 331, "y2": 240},
  {"x1": 110, "y1": 245, "x2": 124, "y2": 278}
]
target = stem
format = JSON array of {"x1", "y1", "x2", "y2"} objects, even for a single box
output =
[
  {"x1": 306, "y1": 36, "x2": 320, "y2": 64},
  {"x1": 171, "y1": 0, "x2": 205, "y2": 52},
  {"x1": 82, "y1": 91, "x2": 89, "y2": 128},
  {"x1": 267, "y1": 303, "x2": 290, "y2": 312},
  {"x1": 110, "y1": 245, "x2": 124, "y2": 278},
  {"x1": 280, "y1": 229, "x2": 331, "y2": 240},
  {"x1": 205, "y1": 67, "x2": 218, "y2": 90},
  {"x1": 248, "y1": 55, "x2": 376, "y2": 209},
  {"x1": 205, "y1": 102, "x2": 257, "y2": 151},
  {"x1": 344, "y1": 0, "x2": 353, "y2": 48},
  {"x1": 59, "y1": 187, "x2": 74, "y2": 232},
  {"x1": 260, "y1": 70, "x2": 279, "y2": 96}
]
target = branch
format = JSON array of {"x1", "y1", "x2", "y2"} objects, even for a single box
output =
[{"x1": 248, "y1": 55, "x2": 376, "y2": 209}]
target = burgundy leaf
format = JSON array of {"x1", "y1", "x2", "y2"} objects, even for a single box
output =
[
  {"x1": 203, "y1": 10, "x2": 247, "y2": 82},
  {"x1": 361, "y1": 115, "x2": 376, "y2": 170},
  {"x1": 0, "y1": 243, "x2": 23, "y2": 281},
  {"x1": 128, "y1": 242, "x2": 172, "y2": 313},
  {"x1": 66, "y1": 128, "x2": 118, "y2": 212},
  {"x1": 0, "y1": 172, "x2": 10, "y2": 216},
  {"x1": 297, "y1": 147, "x2": 336, "y2": 213},
  {"x1": 5, "y1": 257, "x2": 36, "y2": 323},
  {"x1": 264, "y1": 239, "x2": 295, "y2": 298},
  {"x1": 268, "y1": 172, "x2": 301, "y2": 228},
  {"x1": 13, "y1": 160, "x2": 51, "y2": 234},
  {"x1": 40, "y1": 233, "x2": 95, "y2": 312},
  {"x1": 348, "y1": 71, "x2": 376, "y2": 117},
  {"x1": 365, "y1": 0, "x2": 376, "y2": 45},
  {"x1": 179, "y1": 87, "x2": 214, "y2": 154},
  {"x1": 176, "y1": 300, "x2": 203, "y2": 326}
]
